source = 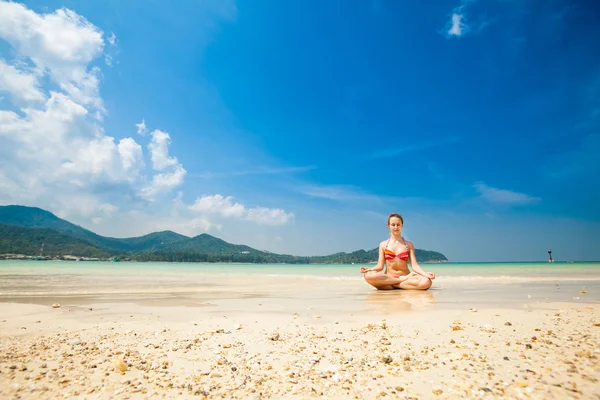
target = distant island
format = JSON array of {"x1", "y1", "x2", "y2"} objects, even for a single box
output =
[{"x1": 0, "y1": 205, "x2": 448, "y2": 264}]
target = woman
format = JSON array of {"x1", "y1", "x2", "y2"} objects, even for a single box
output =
[{"x1": 360, "y1": 213, "x2": 435, "y2": 290}]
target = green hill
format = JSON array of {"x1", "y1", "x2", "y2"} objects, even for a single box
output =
[
  {"x1": 0, "y1": 205, "x2": 188, "y2": 252},
  {"x1": 165, "y1": 233, "x2": 260, "y2": 254},
  {"x1": 0, "y1": 223, "x2": 109, "y2": 258},
  {"x1": 0, "y1": 205, "x2": 448, "y2": 263}
]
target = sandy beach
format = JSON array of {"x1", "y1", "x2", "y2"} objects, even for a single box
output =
[
  {"x1": 1, "y1": 300, "x2": 599, "y2": 399},
  {"x1": 1, "y1": 261, "x2": 599, "y2": 399}
]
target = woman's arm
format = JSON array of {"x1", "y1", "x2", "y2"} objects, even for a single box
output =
[
  {"x1": 360, "y1": 243, "x2": 385, "y2": 273},
  {"x1": 408, "y1": 241, "x2": 435, "y2": 279}
]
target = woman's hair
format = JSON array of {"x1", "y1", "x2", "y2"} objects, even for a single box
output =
[{"x1": 387, "y1": 212, "x2": 404, "y2": 225}]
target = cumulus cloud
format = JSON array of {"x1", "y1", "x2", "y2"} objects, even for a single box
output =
[
  {"x1": 189, "y1": 195, "x2": 294, "y2": 226},
  {"x1": 474, "y1": 182, "x2": 541, "y2": 206},
  {"x1": 0, "y1": 1, "x2": 293, "y2": 235},
  {"x1": 148, "y1": 130, "x2": 180, "y2": 171},
  {"x1": 0, "y1": 60, "x2": 45, "y2": 103},
  {"x1": 0, "y1": 1, "x2": 105, "y2": 112}
]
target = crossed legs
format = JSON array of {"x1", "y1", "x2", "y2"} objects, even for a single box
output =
[{"x1": 364, "y1": 271, "x2": 432, "y2": 291}]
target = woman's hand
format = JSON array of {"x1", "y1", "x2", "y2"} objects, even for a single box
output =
[
  {"x1": 424, "y1": 271, "x2": 436, "y2": 280},
  {"x1": 360, "y1": 267, "x2": 371, "y2": 274}
]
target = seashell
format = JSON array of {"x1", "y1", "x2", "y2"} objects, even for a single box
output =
[{"x1": 51, "y1": 303, "x2": 61, "y2": 308}]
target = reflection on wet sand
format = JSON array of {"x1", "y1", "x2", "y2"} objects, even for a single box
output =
[{"x1": 365, "y1": 289, "x2": 437, "y2": 314}]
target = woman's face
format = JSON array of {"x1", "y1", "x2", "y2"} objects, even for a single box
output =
[{"x1": 388, "y1": 217, "x2": 403, "y2": 234}]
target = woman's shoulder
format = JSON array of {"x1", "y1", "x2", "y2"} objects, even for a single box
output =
[{"x1": 378, "y1": 239, "x2": 388, "y2": 248}]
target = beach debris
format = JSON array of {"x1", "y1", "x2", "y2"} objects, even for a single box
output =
[
  {"x1": 580, "y1": 290, "x2": 587, "y2": 294},
  {"x1": 504, "y1": 322, "x2": 512, "y2": 326},
  {"x1": 594, "y1": 323, "x2": 600, "y2": 327},
  {"x1": 268, "y1": 332, "x2": 281, "y2": 341},
  {"x1": 527, "y1": 295, "x2": 532, "y2": 298},
  {"x1": 451, "y1": 325, "x2": 463, "y2": 331},
  {"x1": 114, "y1": 357, "x2": 128, "y2": 374},
  {"x1": 380, "y1": 337, "x2": 391, "y2": 346},
  {"x1": 470, "y1": 308, "x2": 477, "y2": 312},
  {"x1": 51, "y1": 303, "x2": 61, "y2": 308},
  {"x1": 380, "y1": 320, "x2": 387, "y2": 329},
  {"x1": 234, "y1": 324, "x2": 242, "y2": 330},
  {"x1": 481, "y1": 325, "x2": 496, "y2": 333},
  {"x1": 381, "y1": 356, "x2": 393, "y2": 364},
  {"x1": 432, "y1": 388, "x2": 443, "y2": 395}
]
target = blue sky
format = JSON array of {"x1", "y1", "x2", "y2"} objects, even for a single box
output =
[{"x1": 0, "y1": 0, "x2": 598, "y2": 261}]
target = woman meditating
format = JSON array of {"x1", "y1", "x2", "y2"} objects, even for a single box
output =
[{"x1": 360, "y1": 213, "x2": 435, "y2": 290}]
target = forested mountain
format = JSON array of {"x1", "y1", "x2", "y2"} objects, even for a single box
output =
[
  {"x1": 0, "y1": 223, "x2": 109, "y2": 258},
  {"x1": 0, "y1": 205, "x2": 448, "y2": 263},
  {"x1": 0, "y1": 206, "x2": 188, "y2": 252}
]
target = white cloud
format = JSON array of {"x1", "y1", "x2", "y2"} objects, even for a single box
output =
[
  {"x1": 0, "y1": 1, "x2": 293, "y2": 237},
  {"x1": 117, "y1": 137, "x2": 144, "y2": 176},
  {"x1": 474, "y1": 182, "x2": 541, "y2": 206},
  {"x1": 148, "y1": 129, "x2": 180, "y2": 170},
  {"x1": 107, "y1": 32, "x2": 117, "y2": 46},
  {"x1": 140, "y1": 164, "x2": 187, "y2": 199},
  {"x1": 448, "y1": 13, "x2": 465, "y2": 37},
  {"x1": 0, "y1": 60, "x2": 45, "y2": 103},
  {"x1": 136, "y1": 119, "x2": 148, "y2": 135},
  {"x1": 0, "y1": 2, "x2": 105, "y2": 112},
  {"x1": 189, "y1": 194, "x2": 294, "y2": 226},
  {"x1": 443, "y1": 0, "x2": 480, "y2": 38}
]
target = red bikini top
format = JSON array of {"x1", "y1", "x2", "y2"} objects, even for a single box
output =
[{"x1": 384, "y1": 238, "x2": 409, "y2": 261}]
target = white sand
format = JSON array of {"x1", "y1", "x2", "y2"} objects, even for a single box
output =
[{"x1": 1, "y1": 298, "x2": 598, "y2": 399}]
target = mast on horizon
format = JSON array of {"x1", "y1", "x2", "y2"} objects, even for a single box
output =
[{"x1": 548, "y1": 250, "x2": 553, "y2": 263}]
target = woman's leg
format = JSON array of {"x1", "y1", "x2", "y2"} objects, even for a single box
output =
[
  {"x1": 395, "y1": 274, "x2": 432, "y2": 290},
  {"x1": 364, "y1": 271, "x2": 405, "y2": 290}
]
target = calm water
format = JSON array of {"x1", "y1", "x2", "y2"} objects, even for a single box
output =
[{"x1": 1, "y1": 261, "x2": 599, "y2": 312}]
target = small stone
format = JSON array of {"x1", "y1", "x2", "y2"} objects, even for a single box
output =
[
  {"x1": 51, "y1": 303, "x2": 61, "y2": 308},
  {"x1": 114, "y1": 358, "x2": 128, "y2": 374}
]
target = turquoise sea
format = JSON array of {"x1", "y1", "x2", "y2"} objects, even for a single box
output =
[{"x1": 1, "y1": 261, "x2": 599, "y2": 314}]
